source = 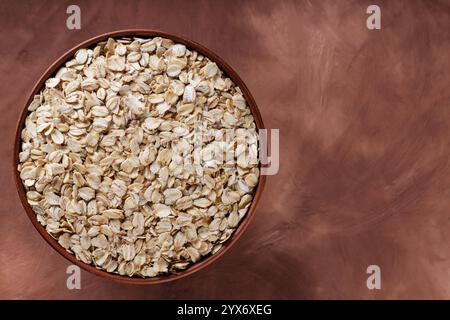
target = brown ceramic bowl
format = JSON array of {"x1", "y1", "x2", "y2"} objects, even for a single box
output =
[{"x1": 13, "y1": 29, "x2": 266, "y2": 284}]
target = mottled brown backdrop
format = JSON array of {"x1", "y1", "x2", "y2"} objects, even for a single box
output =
[{"x1": 1, "y1": 0, "x2": 450, "y2": 299}]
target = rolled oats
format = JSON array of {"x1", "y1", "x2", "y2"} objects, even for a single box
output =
[{"x1": 18, "y1": 36, "x2": 260, "y2": 278}]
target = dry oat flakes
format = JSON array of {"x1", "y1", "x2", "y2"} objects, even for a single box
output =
[{"x1": 18, "y1": 36, "x2": 260, "y2": 277}]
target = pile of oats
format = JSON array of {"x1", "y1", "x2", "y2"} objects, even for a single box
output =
[{"x1": 17, "y1": 37, "x2": 260, "y2": 277}]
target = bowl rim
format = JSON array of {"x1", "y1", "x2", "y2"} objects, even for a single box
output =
[{"x1": 13, "y1": 29, "x2": 266, "y2": 285}]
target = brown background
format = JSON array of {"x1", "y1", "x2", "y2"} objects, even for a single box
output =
[{"x1": 1, "y1": 0, "x2": 450, "y2": 299}]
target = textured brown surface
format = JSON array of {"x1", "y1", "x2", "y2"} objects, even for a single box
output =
[{"x1": 1, "y1": 0, "x2": 450, "y2": 299}]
